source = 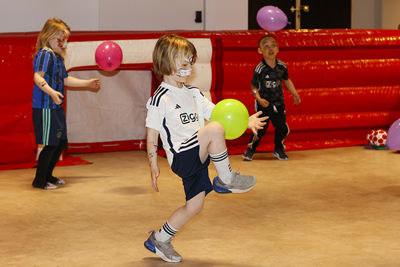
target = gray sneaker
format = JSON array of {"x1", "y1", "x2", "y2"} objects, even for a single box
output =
[
  {"x1": 144, "y1": 230, "x2": 182, "y2": 263},
  {"x1": 213, "y1": 172, "x2": 256, "y2": 193}
]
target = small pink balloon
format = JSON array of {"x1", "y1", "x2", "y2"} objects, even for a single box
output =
[
  {"x1": 95, "y1": 41, "x2": 123, "y2": 71},
  {"x1": 256, "y1": 6, "x2": 288, "y2": 32}
]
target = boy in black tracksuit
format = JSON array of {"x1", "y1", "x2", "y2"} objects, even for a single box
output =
[{"x1": 243, "y1": 35, "x2": 301, "y2": 161}]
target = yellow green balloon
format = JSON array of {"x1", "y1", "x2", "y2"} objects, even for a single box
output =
[{"x1": 210, "y1": 99, "x2": 249, "y2": 140}]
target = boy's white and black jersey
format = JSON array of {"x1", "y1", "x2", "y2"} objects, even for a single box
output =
[{"x1": 146, "y1": 82, "x2": 215, "y2": 166}]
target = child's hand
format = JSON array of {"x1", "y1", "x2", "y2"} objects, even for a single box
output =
[
  {"x1": 50, "y1": 91, "x2": 64, "y2": 105},
  {"x1": 293, "y1": 94, "x2": 301, "y2": 105},
  {"x1": 248, "y1": 111, "x2": 268, "y2": 135},
  {"x1": 88, "y1": 78, "x2": 100, "y2": 90},
  {"x1": 258, "y1": 98, "x2": 270, "y2": 108},
  {"x1": 150, "y1": 163, "x2": 160, "y2": 192}
]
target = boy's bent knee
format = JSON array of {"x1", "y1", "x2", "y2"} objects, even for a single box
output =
[{"x1": 206, "y1": 121, "x2": 225, "y2": 136}]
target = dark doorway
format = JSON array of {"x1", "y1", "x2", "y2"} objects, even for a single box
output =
[{"x1": 249, "y1": 0, "x2": 351, "y2": 30}]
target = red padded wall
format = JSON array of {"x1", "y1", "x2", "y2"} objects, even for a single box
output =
[
  {"x1": 0, "y1": 33, "x2": 37, "y2": 165},
  {"x1": 214, "y1": 30, "x2": 400, "y2": 153},
  {"x1": 1, "y1": 29, "x2": 400, "y2": 168}
]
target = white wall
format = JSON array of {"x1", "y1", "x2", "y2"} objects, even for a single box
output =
[
  {"x1": 352, "y1": 0, "x2": 400, "y2": 29},
  {"x1": 98, "y1": 0, "x2": 204, "y2": 31},
  {"x1": 352, "y1": 0, "x2": 381, "y2": 29},
  {"x1": 205, "y1": 0, "x2": 248, "y2": 30},
  {"x1": 98, "y1": 0, "x2": 248, "y2": 31},
  {"x1": 381, "y1": 0, "x2": 400, "y2": 29},
  {"x1": 0, "y1": 0, "x2": 247, "y2": 33},
  {"x1": 0, "y1": 0, "x2": 398, "y2": 33},
  {"x1": 0, "y1": 0, "x2": 99, "y2": 33}
]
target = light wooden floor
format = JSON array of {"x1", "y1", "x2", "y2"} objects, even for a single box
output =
[{"x1": 1, "y1": 147, "x2": 399, "y2": 267}]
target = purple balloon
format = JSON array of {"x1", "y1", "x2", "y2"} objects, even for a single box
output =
[
  {"x1": 387, "y1": 118, "x2": 400, "y2": 150},
  {"x1": 256, "y1": 6, "x2": 288, "y2": 32},
  {"x1": 95, "y1": 41, "x2": 123, "y2": 71}
]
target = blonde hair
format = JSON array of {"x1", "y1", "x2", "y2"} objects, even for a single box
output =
[
  {"x1": 35, "y1": 18, "x2": 70, "y2": 55},
  {"x1": 152, "y1": 34, "x2": 197, "y2": 79}
]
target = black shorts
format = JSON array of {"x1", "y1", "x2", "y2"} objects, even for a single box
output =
[
  {"x1": 32, "y1": 108, "x2": 67, "y2": 146},
  {"x1": 171, "y1": 145, "x2": 213, "y2": 201}
]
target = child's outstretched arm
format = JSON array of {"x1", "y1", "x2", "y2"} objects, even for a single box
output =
[
  {"x1": 64, "y1": 76, "x2": 100, "y2": 90},
  {"x1": 248, "y1": 111, "x2": 268, "y2": 135},
  {"x1": 34, "y1": 72, "x2": 64, "y2": 105},
  {"x1": 146, "y1": 127, "x2": 160, "y2": 192},
  {"x1": 284, "y1": 79, "x2": 301, "y2": 105}
]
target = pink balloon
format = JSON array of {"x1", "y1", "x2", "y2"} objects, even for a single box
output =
[
  {"x1": 387, "y1": 118, "x2": 400, "y2": 150},
  {"x1": 95, "y1": 41, "x2": 123, "y2": 71},
  {"x1": 256, "y1": 6, "x2": 288, "y2": 32}
]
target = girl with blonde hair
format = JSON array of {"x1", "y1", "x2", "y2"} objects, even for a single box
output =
[{"x1": 32, "y1": 18, "x2": 100, "y2": 190}]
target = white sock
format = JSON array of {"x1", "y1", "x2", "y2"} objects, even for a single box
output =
[
  {"x1": 210, "y1": 149, "x2": 233, "y2": 184},
  {"x1": 155, "y1": 221, "x2": 178, "y2": 242}
]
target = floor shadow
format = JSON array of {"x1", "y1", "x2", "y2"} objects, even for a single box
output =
[
  {"x1": 62, "y1": 175, "x2": 112, "y2": 180},
  {"x1": 381, "y1": 185, "x2": 400, "y2": 197},
  {"x1": 106, "y1": 186, "x2": 149, "y2": 195},
  {"x1": 121, "y1": 257, "x2": 259, "y2": 267}
]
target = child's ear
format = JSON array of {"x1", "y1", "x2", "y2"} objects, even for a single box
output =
[{"x1": 257, "y1": 47, "x2": 262, "y2": 54}]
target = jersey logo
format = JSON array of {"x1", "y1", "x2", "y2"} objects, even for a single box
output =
[
  {"x1": 180, "y1": 113, "x2": 199, "y2": 124},
  {"x1": 175, "y1": 104, "x2": 181, "y2": 109},
  {"x1": 265, "y1": 80, "x2": 278, "y2": 88}
]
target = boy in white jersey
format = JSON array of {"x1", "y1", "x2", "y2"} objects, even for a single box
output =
[{"x1": 144, "y1": 34, "x2": 267, "y2": 262}]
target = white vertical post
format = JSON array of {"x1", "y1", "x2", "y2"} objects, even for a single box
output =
[{"x1": 203, "y1": 0, "x2": 206, "y2": 30}]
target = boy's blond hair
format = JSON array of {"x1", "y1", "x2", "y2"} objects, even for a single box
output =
[
  {"x1": 36, "y1": 18, "x2": 70, "y2": 55},
  {"x1": 152, "y1": 34, "x2": 197, "y2": 79}
]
